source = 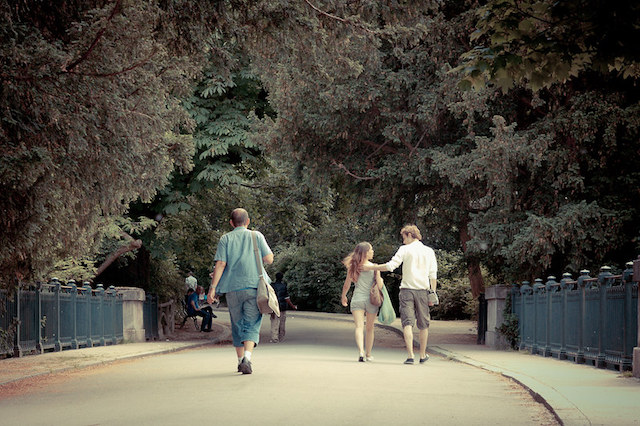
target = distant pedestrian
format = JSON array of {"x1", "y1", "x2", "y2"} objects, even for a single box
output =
[
  {"x1": 364, "y1": 225, "x2": 437, "y2": 364},
  {"x1": 207, "y1": 208, "x2": 273, "y2": 375},
  {"x1": 341, "y1": 242, "x2": 383, "y2": 362},
  {"x1": 270, "y1": 272, "x2": 297, "y2": 343}
]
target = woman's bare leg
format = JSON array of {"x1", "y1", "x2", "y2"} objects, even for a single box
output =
[
  {"x1": 352, "y1": 310, "x2": 365, "y2": 356},
  {"x1": 365, "y1": 311, "x2": 377, "y2": 357}
]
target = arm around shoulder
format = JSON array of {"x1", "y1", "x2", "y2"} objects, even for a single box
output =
[{"x1": 361, "y1": 262, "x2": 388, "y2": 272}]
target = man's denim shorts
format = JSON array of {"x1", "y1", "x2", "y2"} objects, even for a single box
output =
[{"x1": 226, "y1": 288, "x2": 263, "y2": 347}]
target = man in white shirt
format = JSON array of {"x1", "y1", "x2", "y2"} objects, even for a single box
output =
[
  {"x1": 365, "y1": 224, "x2": 437, "y2": 364},
  {"x1": 185, "y1": 271, "x2": 197, "y2": 292}
]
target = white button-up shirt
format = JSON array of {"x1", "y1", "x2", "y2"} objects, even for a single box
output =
[{"x1": 384, "y1": 240, "x2": 437, "y2": 290}]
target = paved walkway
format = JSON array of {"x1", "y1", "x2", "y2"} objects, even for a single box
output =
[{"x1": 1, "y1": 310, "x2": 638, "y2": 425}]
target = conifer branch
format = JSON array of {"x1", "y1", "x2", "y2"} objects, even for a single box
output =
[
  {"x1": 303, "y1": 0, "x2": 376, "y2": 34},
  {"x1": 64, "y1": 0, "x2": 123, "y2": 72},
  {"x1": 332, "y1": 160, "x2": 378, "y2": 180}
]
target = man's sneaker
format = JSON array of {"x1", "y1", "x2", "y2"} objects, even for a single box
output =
[
  {"x1": 419, "y1": 354, "x2": 430, "y2": 364},
  {"x1": 404, "y1": 358, "x2": 415, "y2": 365},
  {"x1": 358, "y1": 356, "x2": 365, "y2": 362},
  {"x1": 239, "y1": 357, "x2": 252, "y2": 374},
  {"x1": 365, "y1": 355, "x2": 374, "y2": 362}
]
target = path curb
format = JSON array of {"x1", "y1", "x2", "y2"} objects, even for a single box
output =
[
  {"x1": 0, "y1": 325, "x2": 232, "y2": 387},
  {"x1": 377, "y1": 322, "x2": 585, "y2": 426},
  {"x1": 428, "y1": 345, "x2": 587, "y2": 426}
]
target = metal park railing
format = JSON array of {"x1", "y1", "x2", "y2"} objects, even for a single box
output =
[
  {"x1": 143, "y1": 293, "x2": 159, "y2": 341},
  {"x1": 511, "y1": 263, "x2": 638, "y2": 371},
  {"x1": 1, "y1": 279, "x2": 123, "y2": 357}
]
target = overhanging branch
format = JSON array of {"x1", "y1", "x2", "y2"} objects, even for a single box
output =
[
  {"x1": 63, "y1": 0, "x2": 123, "y2": 72},
  {"x1": 332, "y1": 160, "x2": 378, "y2": 180},
  {"x1": 303, "y1": 0, "x2": 376, "y2": 34}
]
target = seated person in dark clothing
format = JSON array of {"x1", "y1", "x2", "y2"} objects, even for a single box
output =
[{"x1": 187, "y1": 286, "x2": 213, "y2": 332}]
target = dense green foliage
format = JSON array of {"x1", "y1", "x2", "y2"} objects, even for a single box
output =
[
  {"x1": 268, "y1": 211, "x2": 397, "y2": 313},
  {"x1": 429, "y1": 250, "x2": 478, "y2": 320},
  {"x1": 0, "y1": 0, "x2": 217, "y2": 285},
  {"x1": 497, "y1": 290, "x2": 519, "y2": 349},
  {"x1": 457, "y1": 0, "x2": 640, "y2": 91},
  {"x1": 148, "y1": 160, "x2": 335, "y2": 291},
  {"x1": 158, "y1": 59, "x2": 276, "y2": 213},
  {"x1": 241, "y1": 0, "x2": 640, "y2": 284},
  {"x1": 1, "y1": 0, "x2": 638, "y2": 322}
]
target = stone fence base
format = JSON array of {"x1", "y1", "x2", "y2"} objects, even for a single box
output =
[
  {"x1": 117, "y1": 287, "x2": 146, "y2": 343},
  {"x1": 485, "y1": 285, "x2": 509, "y2": 349}
]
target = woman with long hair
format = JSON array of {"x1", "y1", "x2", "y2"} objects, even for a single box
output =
[{"x1": 341, "y1": 242, "x2": 383, "y2": 362}]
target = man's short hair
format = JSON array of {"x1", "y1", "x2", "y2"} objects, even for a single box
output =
[
  {"x1": 231, "y1": 208, "x2": 249, "y2": 227},
  {"x1": 401, "y1": 224, "x2": 422, "y2": 240}
]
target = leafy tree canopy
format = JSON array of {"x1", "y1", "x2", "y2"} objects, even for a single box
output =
[
  {"x1": 456, "y1": 0, "x2": 640, "y2": 91},
  {"x1": 156, "y1": 56, "x2": 276, "y2": 216},
  {"x1": 150, "y1": 159, "x2": 336, "y2": 286},
  {"x1": 2, "y1": 0, "x2": 638, "y2": 297},
  {"x1": 0, "y1": 0, "x2": 220, "y2": 286},
  {"x1": 239, "y1": 0, "x2": 640, "y2": 284}
]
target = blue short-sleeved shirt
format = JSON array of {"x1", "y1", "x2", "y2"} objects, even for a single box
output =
[
  {"x1": 186, "y1": 292, "x2": 199, "y2": 316},
  {"x1": 213, "y1": 227, "x2": 272, "y2": 294}
]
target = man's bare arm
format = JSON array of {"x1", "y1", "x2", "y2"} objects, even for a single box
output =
[
  {"x1": 208, "y1": 260, "x2": 226, "y2": 300},
  {"x1": 361, "y1": 263, "x2": 388, "y2": 271}
]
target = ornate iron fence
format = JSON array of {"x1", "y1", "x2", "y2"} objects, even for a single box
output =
[
  {"x1": 143, "y1": 293, "x2": 159, "y2": 341},
  {"x1": 1, "y1": 279, "x2": 123, "y2": 357},
  {"x1": 511, "y1": 263, "x2": 638, "y2": 371}
]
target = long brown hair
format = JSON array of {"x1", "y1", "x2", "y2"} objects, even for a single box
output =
[{"x1": 342, "y1": 242, "x2": 371, "y2": 283}]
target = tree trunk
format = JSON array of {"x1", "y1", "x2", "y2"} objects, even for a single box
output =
[
  {"x1": 460, "y1": 222, "x2": 485, "y2": 299},
  {"x1": 467, "y1": 258, "x2": 485, "y2": 299}
]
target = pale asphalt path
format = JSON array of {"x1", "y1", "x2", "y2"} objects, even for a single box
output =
[{"x1": 0, "y1": 311, "x2": 558, "y2": 426}]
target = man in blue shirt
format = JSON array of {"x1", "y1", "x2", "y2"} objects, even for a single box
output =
[{"x1": 208, "y1": 208, "x2": 273, "y2": 374}]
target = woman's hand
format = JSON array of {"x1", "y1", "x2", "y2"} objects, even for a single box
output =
[{"x1": 341, "y1": 276, "x2": 352, "y2": 307}]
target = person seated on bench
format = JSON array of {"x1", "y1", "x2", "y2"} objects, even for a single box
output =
[{"x1": 187, "y1": 286, "x2": 213, "y2": 332}]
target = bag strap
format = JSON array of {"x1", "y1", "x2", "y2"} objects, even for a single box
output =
[
  {"x1": 251, "y1": 231, "x2": 264, "y2": 278},
  {"x1": 371, "y1": 270, "x2": 379, "y2": 289}
]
